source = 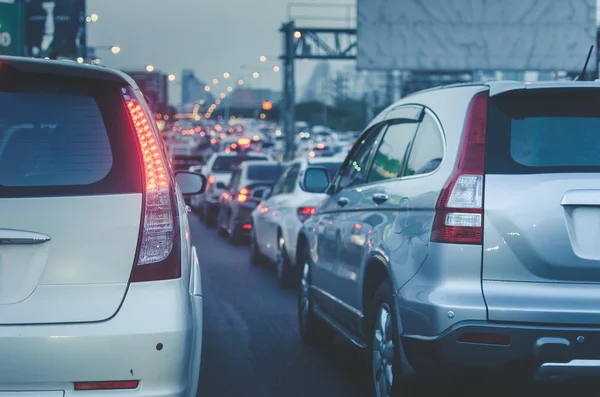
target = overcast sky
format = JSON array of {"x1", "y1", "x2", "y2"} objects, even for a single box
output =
[{"x1": 86, "y1": 0, "x2": 356, "y2": 104}]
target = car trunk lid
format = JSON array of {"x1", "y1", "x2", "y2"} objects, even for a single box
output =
[{"x1": 482, "y1": 88, "x2": 600, "y2": 325}]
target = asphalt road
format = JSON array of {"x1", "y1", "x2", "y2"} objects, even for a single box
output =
[{"x1": 190, "y1": 214, "x2": 598, "y2": 397}]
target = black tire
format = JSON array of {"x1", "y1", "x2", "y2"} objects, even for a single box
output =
[
  {"x1": 196, "y1": 200, "x2": 204, "y2": 218},
  {"x1": 217, "y1": 209, "x2": 228, "y2": 237},
  {"x1": 203, "y1": 205, "x2": 217, "y2": 228},
  {"x1": 227, "y1": 214, "x2": 244, "y2": 245},
  {"x1": 369, "y1": 280, "x2": 414, "y2": 397},
  {"x1": 297, "y1": 245, "x2": 333, "y2": 345},
  {"x1": 249, "y1": 228, "x2": 264, "y2": 266},
  {"x1": 276, "y1": 235, "x2": 295, "y2": 288}
]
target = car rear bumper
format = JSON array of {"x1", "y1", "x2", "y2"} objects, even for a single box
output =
[
  {"x1": 0, "y1": 278, "x2": 202, "y2": 397},
  {"x1": 402, "y1": 320, "x2": 600, "y2": 381}
]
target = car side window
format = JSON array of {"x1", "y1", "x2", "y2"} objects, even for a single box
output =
[
  {"x1": 404, "y1": 112, "x2": 444, "y2": 176},
  {"x1": 368, "y1": 120, "x2": 419, "y2": 183},
  {"x1": 336, "y1": 123, "x2": 386, "y2": 190},
  {"x1": 282, "y1": 164, "x2": 301, "y2": 193}
]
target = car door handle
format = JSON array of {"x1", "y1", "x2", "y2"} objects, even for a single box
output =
[
  {"x1": 337, "y1": 197, "x2": 350, "y2": 207},
  {"x1": 0, "y1": 228, "x2": 51, "y2": 245},
  {"x1": 372, "y1": 193, "x2": 389, "y2": 205}
]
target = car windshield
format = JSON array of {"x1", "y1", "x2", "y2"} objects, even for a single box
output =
[{"x1": 212, "y1": 155, "x2": 268, "y2": 172}]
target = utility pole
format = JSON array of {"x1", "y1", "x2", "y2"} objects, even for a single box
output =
[{"x1": 281, "y1": 21, "x2": 296, "y2": 161}]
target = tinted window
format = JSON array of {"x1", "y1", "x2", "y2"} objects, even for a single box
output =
[
  {"x1": 337, "y1": 123, "x2": 386, "y2": 189},
  {"x1": 369, "y1": 121, "x2": 418, "y2": 183},
  {"x1": 313, "y1": 162, "x2": 342, "y2": 179},
  {"x1": 0, "y1": 75, "x2": 142, "y2": 198},
  {"x1": 405, "y1": 113, "x2": 444, "y2": 176},
  {"x1": 282, "y1": 164, "x2": 301, "y2": 193},
  {"x1": 212, "y1": 155, "x2": 268, "y2": 172},
  {"x1": 0, "y1": 93, "x2": 112, "y2": 187},
  {"x1": 247, "y1": 164, "x2": 284, "y2": 181},
  {"x1": 486, "y1": 90, "x2": 600, "y2": 174}
]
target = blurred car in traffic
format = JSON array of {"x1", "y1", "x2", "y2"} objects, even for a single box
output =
[
  {"x1": 0, "y1": 56, "x2": 206, "y2": 397},
  {"x1": 250, "y1": 157, "x2": 342, "y2": 287},
  {"x1": 295, "y1": 80, "x2": 600, "y2": 393},
  {"x1": 190, "y1": 151, "x2": 271, "y2": 226},
  {"x1": 308, "y1": 142, "x2": 337, "y2": 158},
  {"x1": 217, "y1": 161, "x2": 285, "y2": 244}
]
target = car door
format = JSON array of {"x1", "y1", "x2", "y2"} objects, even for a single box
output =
[
  {"x1": 255, "y1": 168, "x2": 288, "y2": 261},
  {"x1": 270, "y1": 163, "x2": 302, "y2": 247},
  {"x1": 311, "y1": 122, "x2": 387, "y2": 324}
]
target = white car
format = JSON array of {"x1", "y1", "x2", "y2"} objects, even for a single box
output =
[
  {"x1": 250, "y1": 157, "x2": 342, "y2": 287},
  {"x1": 0, "y1": 56, "x2": 206, "y2": 397},
  {"x1": 191, "y1": 151, "x2": 271, "y2": 226}
]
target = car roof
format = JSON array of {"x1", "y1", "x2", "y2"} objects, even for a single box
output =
[
  {"x1": 308, "y1": 157, "x2": 343, "y2": 165},
  {"x1": 398, "y1": 79, "x2": 600, "y2": 102},
  {"x1": 0, "y1": 55, "x2": 138, "y2": 88}
]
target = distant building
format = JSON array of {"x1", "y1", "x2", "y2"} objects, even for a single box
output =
[
  {"x1": 181, "y1": 69, "x2": 213, "y2": 110},
  {"x1": 224, "y1": 88, "x2": 281, "y2": 109}
]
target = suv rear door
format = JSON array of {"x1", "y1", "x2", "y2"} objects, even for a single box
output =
[
  {"x1": 483, "y1": 87, "x2": 600, "y2": 325},
  {"x1": 0, "y1": 66, "x2": 143, "y2": 324}
]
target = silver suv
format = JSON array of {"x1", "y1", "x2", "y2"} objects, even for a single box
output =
[{"x1": 296, "y1": 81, "x2": 600, "y2": 395}]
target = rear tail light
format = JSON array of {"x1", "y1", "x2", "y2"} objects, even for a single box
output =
[
  {"x1": 208, "y1": 175, "x2": 215, "y2": 185},
  {"x1": 297, "y1": 206, "x2": 316, "y2": 223},
  {"x1": 75, "y1": 381, "x2": 139, "y2": 391},
  {"x1": 238, "y1": 187, "x2": 249, "y2": 202},
  {"x1": 123, "y1": 87, "x2": 181, "y2": 282},
  {"x1": 431, "y1": 90, "x2": 488, "y2": 245}
]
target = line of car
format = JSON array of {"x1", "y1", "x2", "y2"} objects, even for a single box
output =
[
  {"x1": 195, "y1": 79, "x2": 600, "y2": 396},
  {"x1": 9, "y1": 55, "x2": 600, "y2": 397}
]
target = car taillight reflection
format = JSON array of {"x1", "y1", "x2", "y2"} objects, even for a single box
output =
[{"x1": 297, "y1": 206, "x2": 316, "y2": 223}]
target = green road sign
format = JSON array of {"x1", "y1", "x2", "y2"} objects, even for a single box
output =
[{"x1": 0, "y1": 0, "x2": 25, "y2": 56}]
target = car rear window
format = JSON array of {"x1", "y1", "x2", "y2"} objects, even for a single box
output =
[
  {"x1": 486, "y1": 89, "x2": 600, "y2": 174},
  {"x1": 0, "y1": 72, "x2": 142, "y2": 198},
  {"x1": 212, "y1": 155, "x2": 268, "y2": 172},
  {"x1": 247, "y1": 164, "x2": 284, "y2": 181},
  {"x1": 313, "y1": 162, "x2": 342, "y2": 178}
]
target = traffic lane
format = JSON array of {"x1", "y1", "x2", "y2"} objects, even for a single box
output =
[
  {"x1": 191, "y1": 214, "x2": 371, "y2": 397},
  {"x1": 190, "y1": 215, "x2": 589, "y2": 397}
]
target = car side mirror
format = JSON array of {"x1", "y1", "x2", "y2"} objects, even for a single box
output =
[
  {"x1": 216, "y1": 181, "x2": 227, "y2": 189},
  {"x1": 175, "y1": 171, "x2": 207, "y2": 195},
  {"x1": 300, "y1": 167, "x2": 330, "y2": 194}
]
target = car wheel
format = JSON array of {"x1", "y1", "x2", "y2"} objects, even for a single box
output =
[
  {"x1": 196, "y1": 199, "x2": 204, "y2": 218},
  {"x1": 217, "y1": 210, "x2": 228, "y2": 237},
  {"x1": 276, "y1": 234, "x2": 294, "y2": 288},
  {"x1": 297, "y1": 245, "x2": 333, "y2": 345},
  {"x1": 203, "y1": 205, "x2": 216, "y2": 228},
  {"x1": 370, "y1": 280, "x2": 413, "y2": 397},
  {"x1": 249, "y1": 228, "x2": 264, "y2": 266},
  {"x1": 227, "y1": 217, "x2": 244, "y2": 245}
]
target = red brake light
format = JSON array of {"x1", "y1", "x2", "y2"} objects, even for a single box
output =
[
  {"x1": 123, "y1": 88, "x2": 181, "y2": 282},
  {"x1": 297, "y1": 206, "x2": 316, "y2": 223},
  {"x1": 431, "y1": 90, "x2": 488, "y2": 245},
  {"x1": 75, "y1": 381, "x2": 139, "y2": 390},
  {"x1": 208, "y1": 175, "x2": 215, "y2": 185}
]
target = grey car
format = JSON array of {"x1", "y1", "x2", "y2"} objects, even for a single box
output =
[{"x1": 296, "y1": 80, "x2": 600, "y2": 395}]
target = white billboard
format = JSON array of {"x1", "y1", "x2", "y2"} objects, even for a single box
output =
[{"x1": 357, "y1": 0, "x2": 597, "y2": 72}]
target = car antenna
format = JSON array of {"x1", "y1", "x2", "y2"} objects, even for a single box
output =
[{"x1": 574, "y1": 45, "x2": 594, "y2": 81}]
